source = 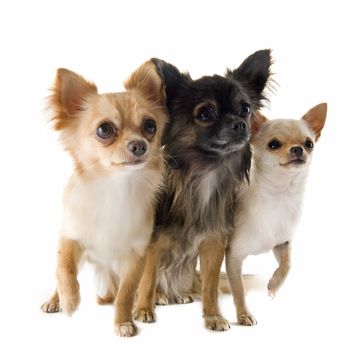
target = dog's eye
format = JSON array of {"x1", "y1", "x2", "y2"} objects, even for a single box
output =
[
  {"x1": 96, "y1": 122, "x2": 117, "y2": 141},
  {"x1": 196, "y1": 109, "x2": 214, "y2": 122},
  {"x1": 304, "y1": 140, "x2": 314, "y2": 149},
  {"x1": 240, "y1": 103, "x2": 251, "y2": 118},
  {"x1": 268, "y1": 140, "x2": 282, "y2": 150},
  {"x1": 144, "y1": 119, "x2": 157, "y2": 135}
]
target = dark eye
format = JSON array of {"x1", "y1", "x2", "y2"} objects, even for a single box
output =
[
  {"x1": 268, "y1": 139, "x2": 282, "y2": 150},
  {"x1": 240, "y1": 103, "x2": 251, "y2": 117},
  {"x1": 305, "y1": 140, "x2": 314, "y2": 149},
  {"x1": 144, "y1": 119, "x2": 157, "y2": 135},
  {"x1": 196, "y1": 108, "x2": 213, "y2": 122},
  {"x1": 96, "y1": 122, "x2": 117, "y2": 140}
]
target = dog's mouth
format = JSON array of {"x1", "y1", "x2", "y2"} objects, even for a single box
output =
[
  {"x1": 280, "y1": 159, "x2": 306, "y2": 167},
  {"x1": 112, "y1": 159, "x2": 146, "y2": 167},
  {"x1": 207, "y1": 138, "x2": 248, "y2": 155}
]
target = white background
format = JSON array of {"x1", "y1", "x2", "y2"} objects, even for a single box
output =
[{"x1": 0, "y1": 0, "x2": 349, "y2": 349}]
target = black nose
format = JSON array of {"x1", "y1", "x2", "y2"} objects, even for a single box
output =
[
  {"x1": 127, "y1": 140, "x2": 147, "y2": 157},
  {"x1": 233, "y1": 121, "x2": 247, "y2": 131},
  {"x1": 290, "y1": 146, "x2": 303, "y2": 156}
]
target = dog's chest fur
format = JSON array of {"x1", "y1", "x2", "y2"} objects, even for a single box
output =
[
  {"x1": 156, "y1": 150, "x2": 248, "y2": 248},
  {"x1": 230, "y1": 169, "x2": 307, "y2": 258},
  {"x1": 61, "y1": 170, "x2": 161, "y2": 274}
]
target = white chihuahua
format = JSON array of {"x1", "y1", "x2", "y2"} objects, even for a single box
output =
[{"x1": 225, "y1": 103, "x2": 327, "y2": 326}]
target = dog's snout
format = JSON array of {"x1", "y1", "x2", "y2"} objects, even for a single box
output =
[
  {"x1": 290, "y1": 146, "x2": 303, "y2": 156},
  {"x1": 233, "y1": 121, "x2": 247, "y2": 131},
  {"x1": 127, "y1": 140, "x2": 147, "y2": 157}
]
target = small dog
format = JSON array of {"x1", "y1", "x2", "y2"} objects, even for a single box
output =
[
  {"x1": 225, "y1": 103, "x2": 327, "y2": 326},
  {"x1": 134, "y1": 50, "x2": 273, "y2": 331},
  {"x1": 40, "y1": 61, "x2": 167, "y2": 337}
]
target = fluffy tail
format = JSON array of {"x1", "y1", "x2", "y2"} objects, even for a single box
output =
[
  {"x1": 192, "y1": 271, "x2": 231, "y2": 294},
  {"x1": 193, "y1": 271, "x2": 266, "y2": 294}
]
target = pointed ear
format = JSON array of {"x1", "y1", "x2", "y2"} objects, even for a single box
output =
[
  {"x1": 226, "y1": 49, "x2": 272, "y2": 105},
  {"x1": 251, "y1": 111, "x2": 268, "y2": 137},
  {"x1": 124, "y1": 60, "x2": 165, "y2": 105},
  {"x1": 151, "y1": 58, "x2": 191, "y2": 104},
  {"x1": 50, "y1": 68, "x2": 97, "y2": 130},
  {"x1": 301, "y1": 103, "x2": 327, "y2": 141}
]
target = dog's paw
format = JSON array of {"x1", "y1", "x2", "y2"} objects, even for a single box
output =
[
  {"x1": 155, "y1": 292, "x2": 170, "y2": 305},
  {"x1": 133, "y1": 308, "x2": 156, "y2": 323},
  {"x1": 115, "y1": 321, "x2": 137, "y2": 337},
  {"x1": 204, "y1": 315, "x2": 230, "y2": 331},
  {"x1": 156, "y1": 292, "x2": 194, "y2": 305},
  {"x1": 238, "y1": 313, "x2": 257, "y2": 326},
  {"x1": 174, "y1": 295, "x2": 194, "y2": 304},
  {"x1": 267, "y1": 278, "x2": 281, "y2": 299},
  {"x1": 41, "y1": 300, "x2": 61, "y2": 313}
]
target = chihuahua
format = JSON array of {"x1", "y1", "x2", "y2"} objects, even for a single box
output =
[
  {"x1": 133, "y1": 50, "x2": 273, "y2": 331},
  {"x1": 225, "y1": 103, "x2": 327, "y2": 326},
  {"x1": 40, "y1": 61, "x2": 167, "y2": 337}
]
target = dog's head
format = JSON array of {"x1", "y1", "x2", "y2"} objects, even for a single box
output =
[
  {"x1": 152, "y1": 50, "x2": 272, "y2": 167},
  {"x1": 251, "y1": 103, "x2": 327, "y2": 174},
  {"x1": 48, "y1": 61, "x2": 167, "y2": 175}
]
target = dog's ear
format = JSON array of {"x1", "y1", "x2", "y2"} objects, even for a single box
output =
[
  {"x1": 49, "y1": 68, "x2": 97, "y2": 130},
  {"x1": 301, "y1": 103, "x2": 327, "y2": 141},
  {"x1": 226, "y1": 49, "x2": 272, "y2": 106},
  {"x1": 151, "y1": 58, "x2": 191, "y2": 104},
  {"x1": 251, "y1": 111, "x2": 268, "y2": 137},
  {"x1": 124, "y1": 60, "x2": 165, "y2": 105}
]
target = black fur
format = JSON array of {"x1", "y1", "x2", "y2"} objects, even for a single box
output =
[{"x1": 150, "y1": 50, "x2": 272, "y2": 299}]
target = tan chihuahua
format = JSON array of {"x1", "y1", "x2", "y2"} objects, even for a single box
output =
[
  {"x1": 225, "y1": 103, "x2": 327, "y2": 326},
  {"x1": 40, "y1": 61, "x2": 167, "y2": 337}
]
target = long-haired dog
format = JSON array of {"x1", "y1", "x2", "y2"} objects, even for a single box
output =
[
  {"x1": 225, "y1": 103, "x2": 327, "y2": 326},
  {"x1": 40, "y1": 61, "x2": 167, "y2": 336},
  {"x1": 133, "y1": 50, "x2": 273, "y2": 330}
]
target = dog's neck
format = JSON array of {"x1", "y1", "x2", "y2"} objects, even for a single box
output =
[{"x1": 250, "y1": 159, "x2": 309, "y2": 198}]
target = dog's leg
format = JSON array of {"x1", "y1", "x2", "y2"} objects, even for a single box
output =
[
  {"x1": 114, "y1": 255, "x2": 144, "y2": 337},
  {"x1": 134, "y1": 236, "x2": 170, "y2": 323},
  {"x1": 199, "y1": 238, "x2": 230, "y2": 331},
  {"x1": 225, "y1": 251, "x2": 256, "y2": 326},
  {"x1": 41, "y1": 237, "x2": 82, "y2": 316},
  {"x1": 268, "y1": 241, "x2": 291, "y2": 297}
]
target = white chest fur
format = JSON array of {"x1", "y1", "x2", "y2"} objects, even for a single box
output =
[
  {"x1": 230, "y1": 168, "x2": 307, "y2": 259},
  {"x1": 61, "y1": 169, "x2": 160, "y2": 273}
]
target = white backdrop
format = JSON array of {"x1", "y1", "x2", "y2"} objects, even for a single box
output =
[{"x1": 1, "y1": 1, "x2": 349, "y2": 349}]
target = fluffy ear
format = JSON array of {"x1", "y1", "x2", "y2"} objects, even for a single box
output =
[
  {"x1": 251, "y1": 111, "x2": 268, "y2": 137},
  {"x1": 50, "y1": 68, "x2": 97, "y2": 130},
  {"x1": 151, "y1": 58, "x2": 191, "y2": 104},
  {"x1": 124, "y1": 60, "x2": 165, "y2": 105},
  {"x1": 301, "y1": 103, "x2": 327, "y2": 141},
  {"x1": 226, "y1": 49, "x2": 272, "y2": 106}
]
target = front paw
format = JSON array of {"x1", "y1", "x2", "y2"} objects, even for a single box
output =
[
  {"x1": 267, "y1": 278, "x2": 281, "y2": 298},
  {"x1": 204, "y1": 315, "x2": 230, "y2": 331},
  {"x1": 115, "y1": 321, "x2": 137, "y2": 337},
  {"x1": 133, "y1": 307, "x2": 156, "y2": 323},
  {"x1": 237, "y1": 313, "x2": 257, "y2": 326},
  {"x1": 156, "y1": 292, "x2": 193, "y2": 305},
  {"x1": 41, "y1": 300, "x2": 61, "y2": 313}
]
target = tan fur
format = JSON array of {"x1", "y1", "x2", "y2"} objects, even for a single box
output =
[
  {"x1": 198, "y1": 239, "x2": 230, "y2": 331},
  {"x1": 41, "y1": 61, "x2": 167, "y2": 337},
  {"x1": 302, "y1": 103, "x2": 327, "y2": 140},
  {"x1": 133, "y1": 235, "x2": 172, "y2": 323}
]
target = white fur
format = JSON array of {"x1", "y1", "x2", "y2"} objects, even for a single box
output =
[
  {"x1": 61, "y1": 167, "x2": 161, "y2": 280},
  {"x1": 229, "y1": 161, "x2": 308, "y2": 261},
  {"x1": 198, "y1": 170, "x2": 218, "y2": 210}
]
